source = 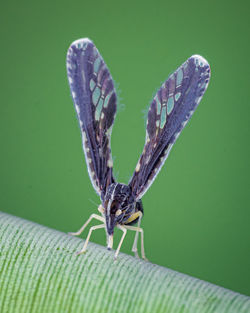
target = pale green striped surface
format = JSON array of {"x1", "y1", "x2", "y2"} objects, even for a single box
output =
[{"x1": 0, "y1": 212, "x2": 249, "y2": 313}]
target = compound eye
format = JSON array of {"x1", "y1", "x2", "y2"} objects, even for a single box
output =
[{"x1": 115, "y1": 209, "x2": 122, "y2": 217}]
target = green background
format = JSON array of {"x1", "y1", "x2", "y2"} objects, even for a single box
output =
[{"x1": 1, "y1": 0, "x2": 249, "y2": 296}]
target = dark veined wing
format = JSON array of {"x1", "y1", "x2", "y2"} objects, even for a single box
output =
[
  {"x1": 67, "y1": 38, "x2": 117, "y2": 197},
  {"x1": 129, "y1": 55, "x2": 211, "y2": 200}
]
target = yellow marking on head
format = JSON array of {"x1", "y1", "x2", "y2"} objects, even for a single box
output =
[{"x1": 115, "y1": 209, "x2": 122, "y2": 217}]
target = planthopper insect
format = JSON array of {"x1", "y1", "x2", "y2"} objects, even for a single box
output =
[{"x1": 66, "y1": 38, "x2": 210, "y2": 260}]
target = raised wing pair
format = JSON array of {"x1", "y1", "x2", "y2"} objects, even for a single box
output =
[{"x1": 67, "y1": 38, "x2": 210, "y2": 259}]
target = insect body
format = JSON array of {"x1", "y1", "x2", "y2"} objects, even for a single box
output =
[{"x1": 66, "y1": 38, "x2": 210, "y2": 259}]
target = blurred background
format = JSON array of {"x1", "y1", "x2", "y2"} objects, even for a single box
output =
[{"x1": 1, "y1": 0, "x2": 249, "y2": 296}]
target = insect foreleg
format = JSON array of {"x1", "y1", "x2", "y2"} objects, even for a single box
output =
[
  {"x1": 68, "y1": 212, "x2": 104, "y2": 236},
  {"x1": 76, "y1": 223, "x2": 106, "y2": 255}
]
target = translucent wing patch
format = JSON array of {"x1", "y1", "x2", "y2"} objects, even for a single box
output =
[
  {"x1": 129, "y1": 55, "x2": 211, "y2": 200},
  {"x1": 67, "y1": 38, "x2": 117, "y2": 196}
]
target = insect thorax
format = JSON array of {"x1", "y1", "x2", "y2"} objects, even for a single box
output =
[{"x1": 102, "y1": 183, "x2": 143, "y2": 234}]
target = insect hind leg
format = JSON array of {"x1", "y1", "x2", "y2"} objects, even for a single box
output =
[
  {"x1": 131, "y1": 214, "x2": 142, "y2": 258},
  {"x1": 123, "y1": 224, "x2": 147, "y2": 261}
]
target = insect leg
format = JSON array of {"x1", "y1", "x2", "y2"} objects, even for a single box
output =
[
  {"x1": 76, "y1": 223, "x2": 106, "y2": 255},
  {"x1": 123, "y1": 224, "x2": 147, "y2": 261},
  {"x1": 115, "y1": 225, "x2": 127, "y2": 260},
  {"x1": 68, "y1": 213, "x2": 105, "y2": 236},
  {"x1": 131, "y1": 213, "x2": 142, "y2": 258}
]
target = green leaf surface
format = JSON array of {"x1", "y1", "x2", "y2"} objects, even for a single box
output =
[{"x1": 0, "y1": 212, "x2": 249, "y2": 313}]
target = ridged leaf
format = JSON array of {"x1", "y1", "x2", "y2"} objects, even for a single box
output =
[{"x1": 0, "y1": 212, "x2": 249, "y2": 313}]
